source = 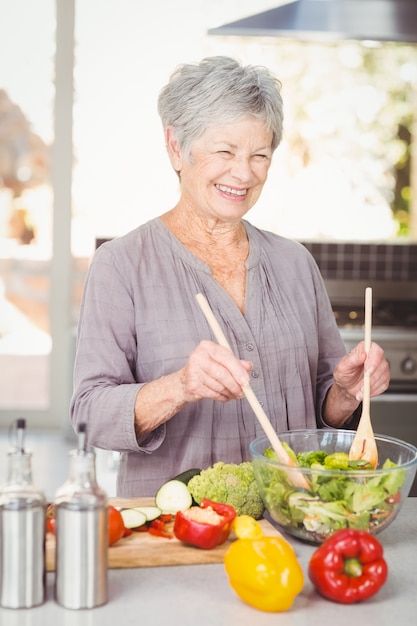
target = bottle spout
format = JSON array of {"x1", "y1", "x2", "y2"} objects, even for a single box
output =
[
  {"x1": 77, "y1": 422, "x2": 87, "y2": 454},
  {"x1": 15, "y1": 418, "x2": 26, "y2": 453}
]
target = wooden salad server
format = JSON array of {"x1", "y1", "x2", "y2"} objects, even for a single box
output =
[
  {"x1": 195, "y1": 293, "x2": 311, "y2": 490},
  {"x1": 348, "y1": 287, "x2": 379, "y2": 468}
]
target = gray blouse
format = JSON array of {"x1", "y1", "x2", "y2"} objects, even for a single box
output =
[{"x1": 70, "y1": 218, "x2": 355, "y2": 496}]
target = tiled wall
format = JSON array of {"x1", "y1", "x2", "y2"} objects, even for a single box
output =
[{"x1": 300, "y1": 242, "x2": 417, "y2": 282}]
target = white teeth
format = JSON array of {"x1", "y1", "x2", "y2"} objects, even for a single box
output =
[{"x1": 216, "y1": 184, "x2": 247, "y2": 196}]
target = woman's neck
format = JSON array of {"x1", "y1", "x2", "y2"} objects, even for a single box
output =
[
  {"x1": 161, "y1": 206, "x2": 249, "y2": 313},
  {"x1": 161, "y1": 205, "x2": 247, "y2": 252}
]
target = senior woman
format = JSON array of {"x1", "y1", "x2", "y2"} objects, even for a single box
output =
[{"x1": 70, "y1": 56, "x2": 390, "y2": 497}]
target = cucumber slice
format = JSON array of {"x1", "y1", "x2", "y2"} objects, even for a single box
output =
[
  {"x1": 155, "y1": 479, "x2": 192, "y2": 514},
  {"x1": 120, "y1": 508, "x2": 147, "y2": 529},
  {"x1": 133, "y1": 506, "x2": 162, "y2": 522}
]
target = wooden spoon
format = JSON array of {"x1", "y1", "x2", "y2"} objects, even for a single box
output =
[
  {"x1": 348, "y1": 287, "x2": 379, "y2": 468},
  {"x1": 195, "y1": 293, "x2": 310, "y2": 490}
]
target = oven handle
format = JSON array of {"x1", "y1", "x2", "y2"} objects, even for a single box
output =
[{"x1": 372, "y1": 393, "x2": 417, "y2": 403}]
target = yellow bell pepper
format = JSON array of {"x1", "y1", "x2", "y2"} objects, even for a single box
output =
[
  {"x1": 232, "y1": 514, "x2": 264, "y2": 539},
  {"x1": 224, "y1": 535, "x2": 304, "y2": 612}
]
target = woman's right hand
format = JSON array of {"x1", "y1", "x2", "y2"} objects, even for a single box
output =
[
  {"x1": 134, "y1": 340, "x2": 252, "y2": 439},
  {"x1": 180, "y1": 340, "x2": 252, "y2": 403}
]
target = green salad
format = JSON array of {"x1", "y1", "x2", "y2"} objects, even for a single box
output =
[{"x1": 255, "y1": 444, "x2": 406, "y2": 542}]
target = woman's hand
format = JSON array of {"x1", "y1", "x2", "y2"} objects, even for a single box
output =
[
  {"x1": 323, "y1": 341, "x2": 390, "y2": 427},
  {"x1": 134, "y1": 340, "x2": 252, "y2": 438},
  {"x1": 180, "y1": 340, "x2": 252, "y2": 403},
  {"x1": 333, "y1": 341, "x2": 390, "y2": 402}
]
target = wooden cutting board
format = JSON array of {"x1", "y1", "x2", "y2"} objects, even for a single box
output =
[{"x1": 46, "y1": 497, "x2": 283, "y2": 571}]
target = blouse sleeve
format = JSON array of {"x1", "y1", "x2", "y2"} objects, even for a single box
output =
[{"x1": 70, "y1": 243, "x2": 165, "y2": 453}]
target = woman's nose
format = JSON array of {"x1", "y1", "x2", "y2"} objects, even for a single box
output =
[{"x1": 229, "y1": 157, "x2": 252, "y2": 182}]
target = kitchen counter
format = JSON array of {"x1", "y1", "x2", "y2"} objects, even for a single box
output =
[{"x1": 1, "y1": 498, "x2": 416, "y2": 625}]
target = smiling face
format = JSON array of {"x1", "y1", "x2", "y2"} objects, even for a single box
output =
[{"x1": 166, "y1": 116, "x2": 274, "y2": 226}]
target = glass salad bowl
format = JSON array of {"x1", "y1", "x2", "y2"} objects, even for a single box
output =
[{"x1": 250, "y1": 429, "x2": 417, "y2": 544}]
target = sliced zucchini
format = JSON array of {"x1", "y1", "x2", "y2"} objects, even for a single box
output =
[
  {"x1": 133, "y1": 506, "x2": 162, "y2": 522},
  {"x1": 155, "y1": 479, "x2": 193, "y2": 514},
  {"x1": 171, "y1": 468, "x2": 202, "y2": 485},
  {"x1": 120, "y1": 508, "x2": 147, "y2": 529}
]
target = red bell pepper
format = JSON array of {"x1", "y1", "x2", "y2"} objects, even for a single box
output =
[
  {"x1": 148, "y1": 518, "x2": 174, "y2": 539},
  {"x1": 46, "y1": 503, "x2": 56, "y2": 534},
  {"x1": 174, "y1": 498, "x2": 236, "y2": 550},
  {"x1": 308, "y1": 528, "x2": 388, "y2": 604}
]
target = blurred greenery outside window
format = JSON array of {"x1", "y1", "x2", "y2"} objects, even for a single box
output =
[{"x1": 266, "y1": 40, "x2": 417, "y2": 240}]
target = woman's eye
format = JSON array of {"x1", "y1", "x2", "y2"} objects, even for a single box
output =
[{"x1": 253, "y1": 154, "x2": 271, "y2": 164}]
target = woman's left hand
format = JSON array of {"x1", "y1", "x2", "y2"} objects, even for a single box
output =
[
  {"x1": 323, "y1": 341, "x2": 390, "y2": 427},
  {"x1": 333, "y1": 341, "x2": 390, "y2": 402}
]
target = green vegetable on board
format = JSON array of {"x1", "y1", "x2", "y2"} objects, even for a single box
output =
[
  {"x1": 155, "y1": 479, "x2": 193, "y2": 514},
  {"x1": 187, "y1": 461, "x2": 265, "y2": 520}
]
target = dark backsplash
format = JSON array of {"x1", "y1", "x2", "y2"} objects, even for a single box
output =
[{"x1": 300, "y1": 242, "x2": 417, "y2": 282}]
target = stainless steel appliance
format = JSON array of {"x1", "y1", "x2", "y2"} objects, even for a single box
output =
[
  {"x1": 325, "y1": 279, "x2": 417, "y2": 496},
  {"x1": 208, "y1": 0, "x2": 417, "y2": 44}
]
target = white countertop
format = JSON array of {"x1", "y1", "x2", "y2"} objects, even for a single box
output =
[{"x1": 1, "y1": 498, "x2": 416, "y2": 625}]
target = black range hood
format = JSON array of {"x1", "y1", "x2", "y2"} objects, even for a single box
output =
[{"x1": 208, "y1": 0, "x2": 417, "y2": 44}]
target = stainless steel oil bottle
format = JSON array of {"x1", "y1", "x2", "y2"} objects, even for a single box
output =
[
  {"x1": 0, "y1": 418, "x2": 46, "y2": 609},
  {"x1": 54, "y1": 423, "x2": 108, "y2": 609}
]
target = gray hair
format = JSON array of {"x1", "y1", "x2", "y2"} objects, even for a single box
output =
[{"x1": 157, "y1": 56, "x2": 284, "y2": 159}]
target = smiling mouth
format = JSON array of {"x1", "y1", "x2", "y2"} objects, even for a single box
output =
[{"x1": 215, "y1": 184, "x2": 247, "y2": 197}]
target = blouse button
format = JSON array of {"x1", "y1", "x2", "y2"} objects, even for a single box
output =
[
  {"x1": 251, "y1": 371, "x2": 259, "y2": 379},
  {"x1": 246, "y1": 343, "x2": 254, "y2": 351}
]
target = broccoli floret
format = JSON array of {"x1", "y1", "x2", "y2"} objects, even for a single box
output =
[{"x1": 187, "y1": 461, "x2": 265, "y2": 520}]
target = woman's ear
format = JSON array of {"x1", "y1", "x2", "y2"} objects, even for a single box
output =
[{"x1": 165, "y1": 126, "x2": 183, "y2": 173}]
